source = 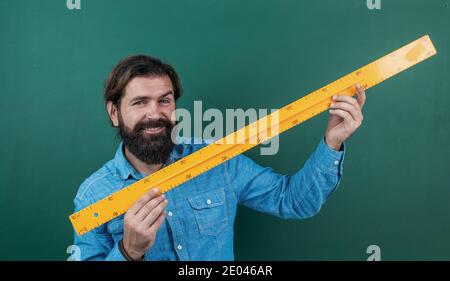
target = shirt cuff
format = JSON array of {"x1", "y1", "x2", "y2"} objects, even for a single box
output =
[
  {"x1": 105, "y1": 242, "x2": 127, "y2": 261},
  {"x1": 312, "y1": 137, "x2": 346, "y2": 175}
]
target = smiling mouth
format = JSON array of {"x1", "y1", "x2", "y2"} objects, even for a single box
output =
[{"x1": 143, "y1": 127, "x2": 165, "y2": 134}]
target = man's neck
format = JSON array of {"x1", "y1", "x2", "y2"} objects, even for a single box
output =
[{"x1": 123, "y1": 146, "x2": 164, "y2": 176}]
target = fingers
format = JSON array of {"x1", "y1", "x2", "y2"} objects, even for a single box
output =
[
  {"x1": 128, "y1": 188, "x2": 160, "y2": 216},
  {"x1": 332, "y1": 94, "x2": 361, "y2": 112},
  {"x1": 331, "y1": 83, "x2": 366, "y2": 124},
  {"x1": 332, "y1": 83, "x2": 366, "y2": 110},
  {"x1": 141, "y1": 197, "x2": 168, "y2": 226},
  {"x1": 136, "y1": 195, "x2": 167, "y2": 222},
  {"x1": 330, "y1": 101, "x2": 362, "y2": 123},
  {"x1": 355, "y1": 83, "x2": 366, "y2": 108},
  {"x1": 329, "y1": 108, "x2": 355, "y2": 125},
  {"x1": 148, "y1": 209, "x2": 167, "y2": 233}
]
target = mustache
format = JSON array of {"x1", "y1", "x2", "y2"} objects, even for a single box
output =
[{"x1": 134, "y1": 118, "x2": 173, "y2": 132}]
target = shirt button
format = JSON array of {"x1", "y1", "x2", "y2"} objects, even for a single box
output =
[
  {"x1": 334, "y1": 160, "x2": 339, "y2": 166},
  {"x1": 206, "y1": 199, "x2": 212, "y2": 205},
  {"x1": 168, "y1": 211, "x2": 173, "y2": 217},
  {"x1": 177, "y1": 244, "x2": 183, "y2": 250}
]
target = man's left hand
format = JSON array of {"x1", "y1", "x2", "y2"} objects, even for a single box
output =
[{"x1": 325, "y1": 83, "x2": 366, "y2": 151}]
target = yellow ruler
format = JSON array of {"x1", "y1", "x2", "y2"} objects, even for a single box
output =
[{"x1": 70, "y1": 35, "x2": 437, "y2": 236}]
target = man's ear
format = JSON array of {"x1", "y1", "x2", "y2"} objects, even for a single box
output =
[{"x1": 106, "y1": 101, "x2": 119, "y2": 127}]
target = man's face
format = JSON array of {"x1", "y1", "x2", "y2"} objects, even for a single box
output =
[{"x1": 109, "y1": 75, "x2": 177, "y2": 165}]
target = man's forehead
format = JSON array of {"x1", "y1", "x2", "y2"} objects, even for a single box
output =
[{"x1": 124, "y1": 75, "x2": 174, "y2": 99}]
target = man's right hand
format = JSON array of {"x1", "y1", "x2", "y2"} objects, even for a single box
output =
[{"x1": 122, "y1": 188, "x2": 167, "y2": 260}]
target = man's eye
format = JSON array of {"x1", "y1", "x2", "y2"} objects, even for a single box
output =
[
  {"x1": 160, "y1": 99, "x2": 171, "y2": 104},
  {"x1": 133, "y1": 101, "x2": 144, "y2": 106}
]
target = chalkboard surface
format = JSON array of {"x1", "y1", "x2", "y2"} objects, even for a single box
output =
[{"x1": 0, "y1": 0, "x2": 448, "y2": 260}]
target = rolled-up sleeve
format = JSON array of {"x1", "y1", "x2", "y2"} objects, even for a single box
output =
[{"x1": 227, "y1": 137, "x2": 345, "y2": 219}]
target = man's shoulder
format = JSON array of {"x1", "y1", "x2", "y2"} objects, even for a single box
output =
[{"x1": 73, "y1": 160, "x2": 118, "y2": 208}]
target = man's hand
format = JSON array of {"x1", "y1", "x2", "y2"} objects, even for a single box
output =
[
  {"x1": 122, "y1": 188, "x2": 167, "y2": 260},
  {"x1": 325, "y1": 84, "x2": 366, "y2": 150}
]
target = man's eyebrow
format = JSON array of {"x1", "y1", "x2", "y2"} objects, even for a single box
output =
[
  {"x1": 129, "y1": 96, "x2": 149, "y2": 104},
  {"x1": 128, "y1": 91, "x2": 174, "y2": 104},
  {"x1": 159, "y1": 91, "x2": 174, "y2": 99}
]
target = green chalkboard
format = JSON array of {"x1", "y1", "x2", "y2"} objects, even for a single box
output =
[{"x1": 0, "y1": 0, "x2": 449, "y2": 260}]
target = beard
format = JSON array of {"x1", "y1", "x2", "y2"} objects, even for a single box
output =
[{"x1": 118, "y1": 113, "x2": 175, "y2": 165}]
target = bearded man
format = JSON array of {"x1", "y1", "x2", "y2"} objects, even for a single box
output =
[{"x1": 73, "y1": 55, "x2": 366, "y2": 261}]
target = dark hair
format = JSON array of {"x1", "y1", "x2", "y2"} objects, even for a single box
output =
[{"x1": 104, "y1": 55, "x2": 182, "y2": 107}]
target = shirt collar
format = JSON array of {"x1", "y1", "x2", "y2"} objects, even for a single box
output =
[{"x1": 113, "y1": 140, "x2": 185, "y2": 180}]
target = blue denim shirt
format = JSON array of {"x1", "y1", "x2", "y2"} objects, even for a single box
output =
[{"x1": 73, "y1": 137, "x2": 345, "y2": 261}]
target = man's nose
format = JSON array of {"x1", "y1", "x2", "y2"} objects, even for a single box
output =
[{"x1": 144, "y1": 101, "x2": 164, "y2": 119}]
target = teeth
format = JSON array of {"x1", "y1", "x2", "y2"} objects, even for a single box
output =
[{"x1": 144, "y1": 127, "x2": 162, "y2": 132}]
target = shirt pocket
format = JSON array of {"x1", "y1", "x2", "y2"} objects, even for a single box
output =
[{"x1": 188, "y1": 188, "x2": 228, "y2": 236}]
